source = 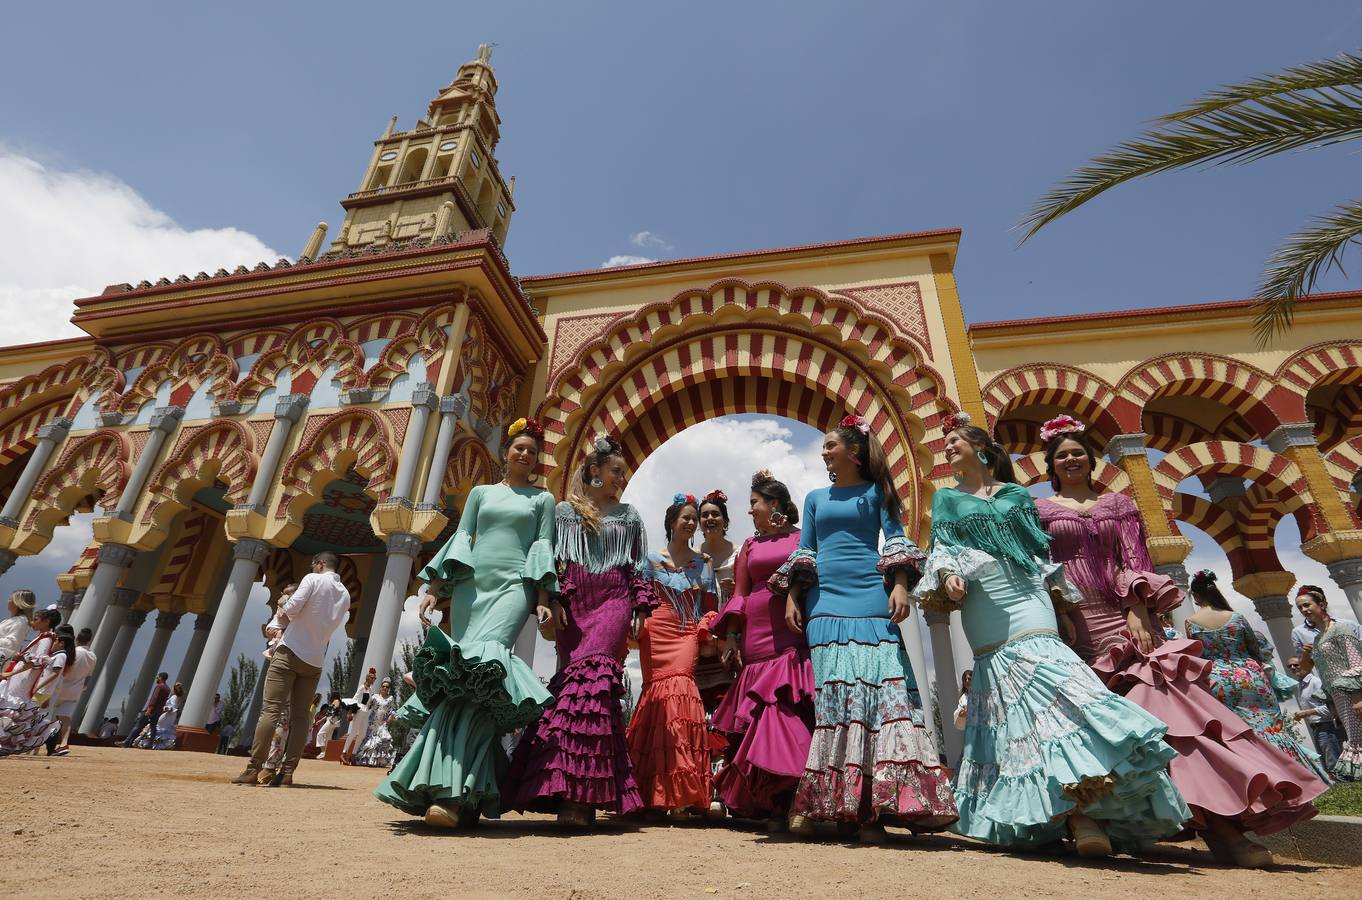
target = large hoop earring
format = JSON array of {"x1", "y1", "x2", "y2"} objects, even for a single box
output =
[
  {"x1": 769, "y1": 511, "x2": 788, "y2": 529},
  {"x1": 975, "y1": 449, "x2": 989, "y2": 465},
  {"x1": 590, "y1": 477, "x2": 604, "y2": 488}
]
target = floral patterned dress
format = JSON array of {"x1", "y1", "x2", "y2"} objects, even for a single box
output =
[{"x1": 1187, "y1": 612, "x2": 1331, "y2": 781}]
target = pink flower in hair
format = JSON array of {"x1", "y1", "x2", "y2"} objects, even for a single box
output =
[
  {"x1": 839, "y1": 414, "x2": 870, "y2": 435},
  {"x1": 1039, "y1": 415, "x2": 1086, "y2": 444}
]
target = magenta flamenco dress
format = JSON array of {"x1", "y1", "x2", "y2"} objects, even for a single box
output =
[
  {"x1": 709, "y1": 530, "x2": 815, "y2": 818},
  {"x1": 1038, "y1": 493, "x2": 1325, "y2": 836},
  {"x1": 504, "y1": 502, "x2": 657, "y2": 815}
]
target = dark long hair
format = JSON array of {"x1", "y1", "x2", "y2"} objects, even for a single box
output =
[
  {"x1": 664, "y1": 498, "x2": 700, "y2": 542},
  {"x1": 50, "y1": 624, "x2": 76, "y2": 670},
  {"x1": 33, "y1": 608, "x2": 60, "y2": 632},
  {"x1": 834, "y1": 424, "x2": 904, "y2": 524},
  {"x1": 953, "y1": 424, "x2": 1017, "y2": 485},
  {"x1": 751, "y1": 474, "x2": 799, "y2": 526},
  {"x1": 1043, "y1": 432, "x2": 1097, "y2": 492},
  {"x1": 1189, "y1": 570, "x2": 1232, "y2": 611}
]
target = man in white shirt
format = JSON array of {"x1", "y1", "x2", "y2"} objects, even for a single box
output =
[
  {"x1": 47, "y1": 627, "x2": 96, "y2": 755},
  {"x1": 206, "y1": 693, "x2": 224, "y2": 733},
  {"x1": 232, "y1": 552, "x2": 351, "y2": 787},
  {"x1": 1289, "y1": 655, "x2": 1343, "y2": 771}
]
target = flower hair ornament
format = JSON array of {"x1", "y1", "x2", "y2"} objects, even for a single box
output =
[
  {"x1": 839, "y1": 414, "x2": 870, "y2": 435},
  {"x1": 592, "y1": 432, "x2": 620, "y2": 455},
  {"x1": 703, "y1": 489, "x2": 728, "y2": 504},
  {"x1": 751, "y1": 469, "x2": 775, "y2": 487},
  {"x1": 1039, "y1": 414, "x2": 1085, "y2": 444},
  {"x1": 1193, "y1": 569, "x2": 1217, "y2": 584},
  {"x1": 506, "y1": 417, "x2": 545, "y2": 440},
  {"x1": 672, "y1": 492, "x2": 698, "y2": 507},
  {"x1": 941, "y1": 410, "x2": 972, "y2": 435}
]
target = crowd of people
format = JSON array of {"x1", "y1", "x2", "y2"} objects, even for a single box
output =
[{"x1": 363, "y1": 411, "x2": 1357, "y2": 869}]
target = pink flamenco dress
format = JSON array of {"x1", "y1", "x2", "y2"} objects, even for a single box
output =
[
  {"x1": 626, "y1": 551, "x2": 720, "y2": 812},
  {"x1": 1037, "y1": 493, "x2": 1326, "y2": 836},
  {"x1": 505, "y1": 501, "x2": 658, "y2": 816},
  {"x1": 709, "y1": 530, "x2": 815, "y2": 818}
]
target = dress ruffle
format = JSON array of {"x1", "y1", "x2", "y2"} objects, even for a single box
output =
[
  {"x1": 1042, "y1": 561, "x2": 1083, "y2": 613},
  {"x1": 710, "y1": 647, "x2": 816, "y2": 817},
  {"x1": 875, "y1": 536, "x2": 927, "y2": 591},
  {"x1": 419, "y1": 532, "x2": 474, "y2": 597},
  {"x1": 408, "y1": 626, "x2": 550, "y2": 734},
  {"x1": 522, "y1": 538, "x2": 558, "y2": 593},
  {"x1": 1112, "y1": 568, "x2": 1182, "y2": 614},
  {"x1": 504, "y1": 653, "x2": 643, "y2": 815},
  {"x1": 0, "y1": 696, "x2": 60, "y2": 756},
  {"x1": 625, "y1": 671, "x2": 714, "y2": 810},
  {"x1": 1093, "y1": 636, "x2": 1325, "y2": 835},
  {"x1": 912, "y1": 545, "x2": 1000, "y2": 613},
  {"x1": 767, "y1": 548, "x2": 816, "y2": 597},
  {"x1": 954, "y1": 632, "x2": 1188, "y2": 850}
]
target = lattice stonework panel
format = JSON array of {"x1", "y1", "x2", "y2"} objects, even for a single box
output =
[
  {"x1": 548, "y1": 312, "x2": 619, "y2": 386},
  {"x1": 382, "y1": 407, "x2": 412, "y2": 446},
  {"x1": 836, "y1": 281, "x2": 932, "y2": 358}
]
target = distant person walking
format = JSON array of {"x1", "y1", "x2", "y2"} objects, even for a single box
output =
[
  {"x1": 0, "y1": 590, "x2": 35, "y2": 671},
  {"x1": 232, "y1": 552, "x2": 350, "y2": 787},
  {"x1": 45, "y1": 627, "x2": 96, "y2": 756},
  {"x1": 125, "y1": 673, "x2": 170, "y2": 748}
]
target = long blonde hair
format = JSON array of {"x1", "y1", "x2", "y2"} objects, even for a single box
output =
[{"x1": 567, "y1": 435, "x2": 624, "y2": 533}]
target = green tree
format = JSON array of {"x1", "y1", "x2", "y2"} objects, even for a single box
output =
[
  {"x1": 386, "y1": 639, "x2": 420, "y2": 746},
  {"x1": 327, "y1": 639, "x2": 356, "y2": 697},
  {"x1": 222, "y1": 654, "x2": 259, "y2": 736},
  {"x1": 1021, "y1": 51, "x2": 1362, "y2": 343},
  {"x1": 620, "y1": 665, "x2": 636, "y2": 728}
]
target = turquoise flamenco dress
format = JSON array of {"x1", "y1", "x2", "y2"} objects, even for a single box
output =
[
  {"x1": 375, "y1": 483, "x2": 557, "y2": 818},
  {"x1": 914, "y1": 484, "x2": 1189, "y2": 850}
]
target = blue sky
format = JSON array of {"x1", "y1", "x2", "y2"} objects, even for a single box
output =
[{"x1": 3, "y1": 2, "x2": 1360, "y2": 726}]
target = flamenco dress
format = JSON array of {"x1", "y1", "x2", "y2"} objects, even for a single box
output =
[
  {"x1": 0, "y1": 631, "x2": 61, "y2": 757},
  {"x1": 709, "y1": 530, "x2": 815, "y2": 817},
  {"x1": 771, "y1": 481, "x2": 957, "y2": 828},
  {"x1": 1309, "y1": 619, "x2": 1362, "y2": 781},
  {"x1": 626, "y1": 551, "x2": 719, "y2": 812},
  {"x1": 374, "y1": 483, "x2": 556, "y2": 818},
  {"x1": 505, "y1": 502, "x2": 657, "y2": 815},
  {"x1": 1038, "y1": 493, "x2": 1324, "y2": 835},
  {"x1": 916, "y1": 484, "x2": 1188, "y2": 850},
  {"x1": 1186, "y1": 612, "x2": 1332, "y2": 783}
]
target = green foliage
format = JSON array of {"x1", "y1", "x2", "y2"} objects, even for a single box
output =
[
  {"x1": 222, "y1": 654, "x2": 259, "y2": 735},
  {"x1": 385, "y1": 638, "x2": 420, "y2": 746},
  {"x1": 1316, "y1": 781, "x2": 1362, "y2": 817},
  {"x1": 327, "y1": 639, "x2": 356, "y2": 696},
  {"x1": 620, "y1": 664, "x2": 636, "y2": 728}
]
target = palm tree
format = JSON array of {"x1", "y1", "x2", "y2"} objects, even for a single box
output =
[{"x1": 1020, "y1": 51, "x2": 1362, "y2": 343}]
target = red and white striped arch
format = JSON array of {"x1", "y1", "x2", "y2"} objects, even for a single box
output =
[
  {"x1": 1119, "y1": 353, "x2": 1299, "y2": 440},
  {"x1": 275, "y1": 408, "x2": 395, "y2": 521},
  {"x1": 982, "y1": 364, "x2": 1130, "y2": 453},
  {"x1": 142, "y1": 421, "x2": 257, "y2": 527},
  {"x1": 22, "y1": 431, "x2": 131, "y2": 533}
]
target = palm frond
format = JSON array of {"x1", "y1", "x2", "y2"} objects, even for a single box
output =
[
  {"x1": 1019, "y1": 89, "x2": 1362, "y2": 241},
  {"x1": 1252, "y1": 198, "x2": 1362, "y2": 343},
  {"x1": 1161, "y1": 51, "x2": 1362, "y2": 121}
]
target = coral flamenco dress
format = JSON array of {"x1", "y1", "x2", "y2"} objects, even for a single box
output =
[
  {"x1": 374, "y1": 483, "x2": 556, "y2": 818},
  {"x1": 1038, "y1": 493, "x2": 1324, "y2": 836},
  {"x1": 709, "y1": 530, "x2": 814, "y2": 817},
  {"x1": 916, "y1": 484, "x2": 1188, "y2": 850},
  {"x1": 504, "y1": 501, "x2": 658, "y2": 815},
  {"x1": 626, "y1": 551, "x2": 719, "y2": 812}
]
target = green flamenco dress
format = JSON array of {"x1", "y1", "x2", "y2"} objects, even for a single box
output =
[
  {"x1": 914, "y1": 484, "x2": 1189, "y2": 850},
  {"x1": 375, "y1": 483, "x2": 556, "y2": 818}
]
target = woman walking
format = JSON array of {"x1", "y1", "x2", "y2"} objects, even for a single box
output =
[
  {"x1": 0, "y1": 607, "x2": 62, "y2": 756},
  {"x1": 775, "y1": 413, "x2": 957, "y2": 842},
  {"x1": 916, "y1": 412, "x2": 1186, "y2": 856},
  {"x1": 505, "y1": 432, "x2": 656, "y2": 826},
  {"x1": 1036, "y1": 415, "x2": 1323, "y2": 866},
  {"x1": 354, "y1": 679, "x2": 398, "y2": 767},
  {"x1": 375, "y1": 417, "x2": 556, "y2": 827},
  {"x1": 1294, "y1": 586, "x2": 1362, "y2": 782}
]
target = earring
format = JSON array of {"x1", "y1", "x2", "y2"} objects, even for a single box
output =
[
  {"x1": 590, "y1": 477, "x2": 604, "y2": 488},
  {"x1": 975, "y1": 449, "x2": 989, "y2": 465},
  {"x1": 528, "y1": 471, "x2": 539, "y2": 483},
  {"x1": 770, "y1": 511, "x2": 788, "y2": 529},
  {"x1": 828, "y1": 470, "x2": 838, "y2": 484}
]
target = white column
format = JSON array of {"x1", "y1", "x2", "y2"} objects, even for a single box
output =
[
  {"x1": 112, "y1": 406, "x2": 184, "y2": 520},
  {"x1": 177, "y1": 612, "x2": 215, "y2": 691},
  {"x1": 898, "y1": 609, "x2": 939, "y2": 751},
  {"x1": 345, "y1": 559, "x2": 384, "y2": 692},
  {"x1": 0, "y1": 417, "x2": 72, "y2": 527},
  {"x1": 358, "y1": 533, "x2": 422, "y2": 678},
  {"x1": 240, "y1": 656, "x2": 270, "y2": 747},
  {"x1": 69, "y1": 542, "x2": 136, "y2": 633},
  {"x1": 180, "y1": 538, "x2": 270, "y2": 730},
  {"x1": 948, "y1": 612, "x2": 973, "y2": 681},
  {"x1": 924, "y1": 610, "x2": 963, "y2": 764},
  {"x1": 390, "y1": 384, "x2": 437, "y2": 502},
  {"x1": 1326, "y1": 558, "x2": 1362, "y2": 623},
  {"x1": 79, "y1": 601, "x2": 147, "y2": 734},
  {"x1": 240, "y1": 395, "x2": 309, "y2": 513},
  {"x1": 123, "y1": 611, "x2": 182, "y2": 721},
  {"x1": 419, "y1": 395, "x2": 467, "y2": 508},
  {"x1": 1156, "y1": 562, "x2": 1193, "y2": 631},
  {"x1": 1251, "y1": 595, "x2": 1296, "y2": 668}
]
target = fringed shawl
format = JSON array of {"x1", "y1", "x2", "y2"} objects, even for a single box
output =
[
  {"x1": 554, "y1": 501, "x2": 649, "y2": 575},
  {"x1": 929, "y1": 483, "x2": 1049, "y2": 574}
]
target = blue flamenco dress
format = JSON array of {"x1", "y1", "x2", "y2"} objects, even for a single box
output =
[
  {"x1": 374, "y1": 483, "x2": 557, "y2": 818},
  {"x1": 914, "y1": 484, "x2": 1189, "y2": 850},
  {"x1": 771, "y1": 481, "x2": 957, "y2": 828}
]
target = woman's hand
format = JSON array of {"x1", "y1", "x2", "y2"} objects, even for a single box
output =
[
  {"x1": 418, "y1": 594, "x2": 438, "y2": 626},
  {"x1": 888, "y1": 585, "x2": 911, "y2": 624},
  {"x1": 630, "y1": 612, "x2": 645, "y2": 642},
  {"x1": 720, "y1": 578, "x2": 736, "y2": 598},
  {"x1": 785, "y1": 596, "x2": 803, "y2": 634},
  {"x1": 721, "y1": 636, "x2": 743, "y2": 673},
  {"x1": 945, "y1": 575, "x2": 966, "y2": 602},
  {"x1": 1058, "y1": 613, "x2": 1077, "y2": 646},
  {"x1": 1125, "y1": 606, "x2": 1156, "y2": 654}
]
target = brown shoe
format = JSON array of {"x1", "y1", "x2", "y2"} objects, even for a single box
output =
[
  {"x1": 230, "y1": 769, "x2": 261, "y2": 785},
  {"x1": 424, "y1": 803, "x2": 462, "y2": 829},
  {"x1": 266, "y1": 771, "x2": 294, "y2": 788}
]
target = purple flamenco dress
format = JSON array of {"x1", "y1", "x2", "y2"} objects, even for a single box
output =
[
  {"x1": 504, "y1": 502, "x2": 657, "y2": 816},
  {"x1": 1038, "y1": 493, "x2": 1325, "y2": 837},
  {"x1": 710, "y1": 530, "x2": 815, "y2": 818}
]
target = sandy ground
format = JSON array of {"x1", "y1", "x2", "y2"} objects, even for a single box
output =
[{"x1": 1, "y1": 747, "x2": 1356, "y2": 899}]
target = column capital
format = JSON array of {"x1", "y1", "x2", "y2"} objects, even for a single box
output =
[
  {"x1": 1206, "y1": 477, "x2": 1247, "y2": 506},
  {"x1": 1326, "y1": 558, "x2": 1362, "y2": 589},
  {"x1": 232, "y1": 538, "x2": 271, "y2": 565},
  {"x1": 386, "y1": 532, "x2": 424, "y2": 557},
  {"x1": 1154, "y1": 562, "x2": 1190, "y2": 591},
  {"x1": 155, "y1": 611, "x2": 184, "y2": 631},
  {"x1": 922, "y1": 609, "x2": 951, "y2": 627},
  {"x1": 37, "y1": 417, "x2": 73, "y2": 441},
  {"x1": 410, "y1": 383, "x2": 438, "y2": 411},
  {"x1": 149, "y1": 405, "x2": 186, "y2": 433},
  {"x1": 110, "y1": 587, "x2": 141, "y2": 608},
  {"x1": 1251, "y1": 594, "x2": 1293, "y2": 621},
  {"x1": 123, "y1": 609, "x2": 149, "y2": 629},
  {"x1": 274, "y1": 394, "x2": 310, "y2": 423},
  {"x1": 212, "y1": 399, "x2": 244, "y2": 417},
  {"x1": 1104, "y1": 433, "x2": 1149, "y2": 463},
  {"x1": 193, "y1": 613, "x2": 216, "y2": 631},
  {"x1": 56, "y1": 591, "x2": 77, "y2": 613},
  {"x1": 341, "y1": 387, "x2": 383, "y2": 405},
  {"x1": 98, "y1": 409, "x2": 132, "y2": 427},
  {"x1": 96, "y1": 542, "x2": 136, "y2": 568},
  {"x1": 439, "y1": 395, "x2": 468, "y2": 417},
  {"x1": 1266, "y1": 422, "x2": 1317, "y2": 453}
]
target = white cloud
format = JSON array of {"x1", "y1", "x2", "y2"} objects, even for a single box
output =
[
  {"x1": 629, "y1": 230, "x2": 673, "y2": 250},
  {"x1": 0, "y1": 152, "x2": 280, "y2": 346},
  {"x1": 600, "y1": 254, "x2": 656, "y2": 268}
]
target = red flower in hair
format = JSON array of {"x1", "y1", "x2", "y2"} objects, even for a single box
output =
[
  {"x1": 703, "y1": 489, "x2": 728, "y2": 504},
  {"x1": 839, "y1": 414, "x2": 870, "y2": 435},
  {"x1": 941, "y1": 411, "x2": 972, "y2": 434},
  {"x1": 1039, "y1": 415, "x2": 1084, "y2": 444}
]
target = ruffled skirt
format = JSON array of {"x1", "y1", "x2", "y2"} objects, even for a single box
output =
[
  {"x1": 711, "y1": 646, "x2": 815, "y2": 817},
  {"x1": 955, "y1": 631, "x2": 1188, "y2": 850},
  {"x1": 1329, "y1": 685, "x2": 1362, "y2": 782},
  {"x1": 504, "y1": 653, "x2": 643, "y2": 815},
  {"x1": 374, "y1": 627, "x2": 549, "y2": 817},
  {"x1": 1093, "y1": 637, "x2": 1325, "y2": 834},
  {"x1": 626, "y1": 671, "x2": 713, "y2": 811},
  {"x1": 793, "y1": 616, "x2": 957, "y2": 828},
  {"x1": 0, "y1": 695, "x2": 59, "y2": 756}
]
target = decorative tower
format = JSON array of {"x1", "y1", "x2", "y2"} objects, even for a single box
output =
[{"x1": 325, "y1": 43, "x2": 515, "y2": 255}]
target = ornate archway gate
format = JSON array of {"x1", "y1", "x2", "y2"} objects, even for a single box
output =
[{"x1": 523, "y1": 230, "x2": 985, "y2": 759}]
